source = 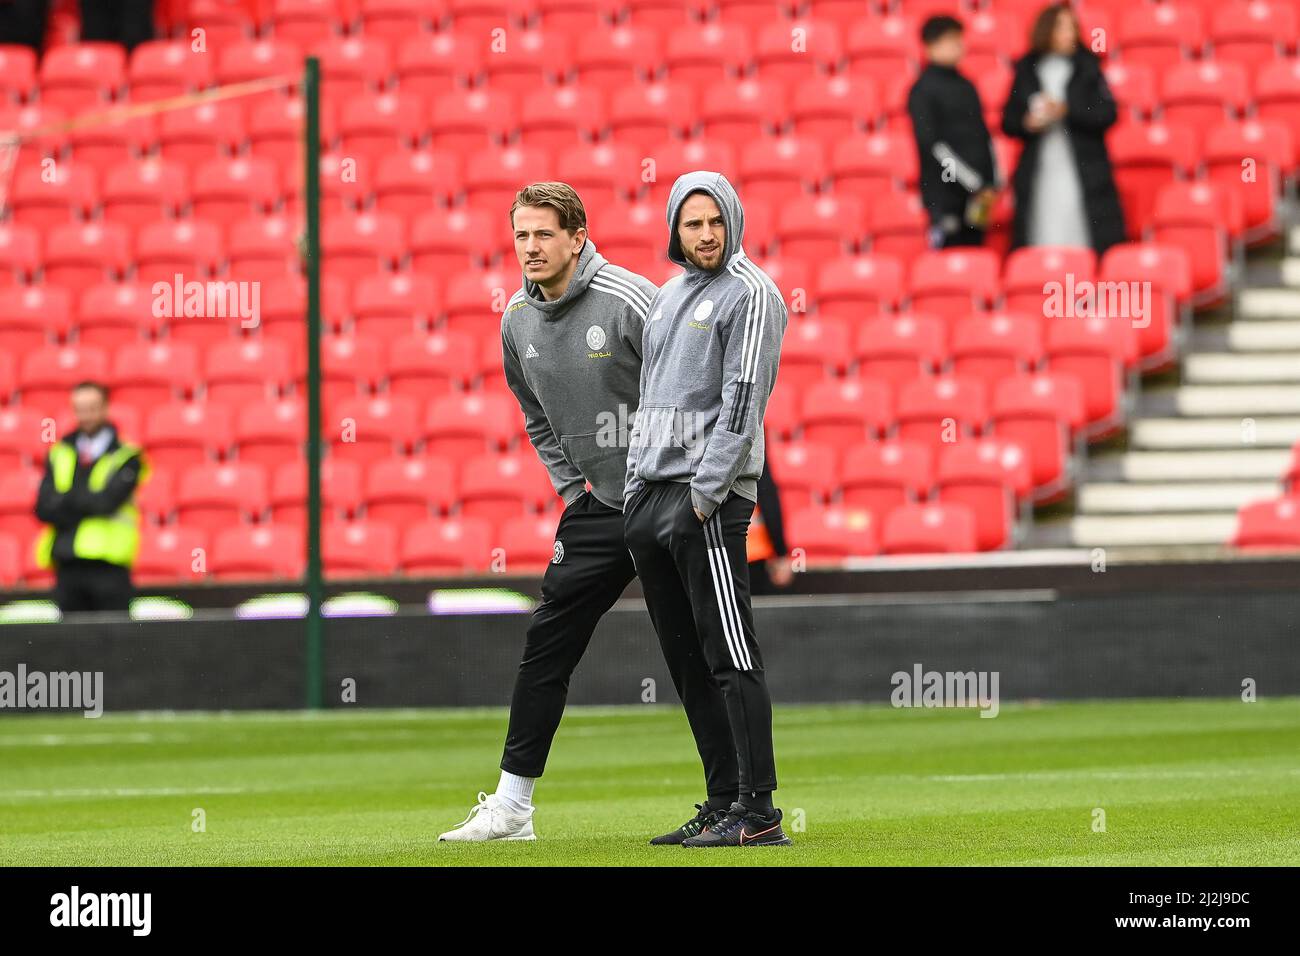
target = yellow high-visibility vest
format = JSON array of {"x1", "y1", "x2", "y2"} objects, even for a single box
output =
[{"x1": 35, "y1": 441, "x2": 146, "y2": 569}]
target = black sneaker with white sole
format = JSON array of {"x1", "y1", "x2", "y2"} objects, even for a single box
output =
[
  {"x1": 680, "y1": 802, "x2": 793, "y2": 847},
  {"x1": 649, "y1": 803, "x2": 726, "y2": 846}
]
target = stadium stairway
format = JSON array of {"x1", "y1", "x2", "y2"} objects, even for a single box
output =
[{"x1": 1028, "y1": 197, "x2": 1300, "y2": 553}]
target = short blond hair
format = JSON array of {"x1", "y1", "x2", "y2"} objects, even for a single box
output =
[{"x1": 510, "y1": 182, "x2": 587, "y2": 234}]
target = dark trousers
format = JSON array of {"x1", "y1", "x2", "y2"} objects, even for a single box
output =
[
  {"x1": 80, "y1": 0, "x2": 154, "y2": 50},
  {"x1": 54, "y1": 559, "x2": 133, "y2": 613},
  {"x1": 624, "y1": 481, "x2": 778, "y2": 796}
]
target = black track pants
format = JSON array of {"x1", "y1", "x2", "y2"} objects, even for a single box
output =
[
  {"x1": 499, "y1": 492, "x2": 739, "y2": 803},
  {"x1": 624, "y1": 481, "x2": 778, "y2": 796}
]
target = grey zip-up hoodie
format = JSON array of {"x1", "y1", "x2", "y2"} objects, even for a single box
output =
[
  {"x1": 502, "y1": 238, "x2": 657, "y2": 510},
  {"x1": 624, "y1": 171, "x2": 788, "y2": 519}
]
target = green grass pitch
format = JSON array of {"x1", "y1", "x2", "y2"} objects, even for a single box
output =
[{"x1": 2, "y1": 698, "x2": 1298, "y2": 866}]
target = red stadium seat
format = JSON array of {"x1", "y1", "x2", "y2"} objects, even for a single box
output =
[
  {"x1": 321, "y1": 212, "x2": 405, "y2": 280},
  {"x1": 608, "y1": 81, "x2": 696, "y2": 156},
  {"x1": 829, "y1": 132, "x2": 918, "y2": 205},
  {"x1": 459, "y1": 451, "x2": 558, "y2": 523},
  {"x1": 866, "y1": 192, "x2": 929, "y2": 261},
  {"x1": 67, "y1": 114, "x2": 156, "y2": 171},
  {"x1": 206, "y1": 339, "x2": 295, "y2": 405},
  {"x1": 1117, "y1": 3, "x2": 1204, "y2": 70},
  {"x1": 790, "y1": 75, "x2": 880, "y2": 145},
  {"x1": 210, "y1": 524, "x2": 304, "y2": 580},
  {"x1": 441, "y1": 266, "x2": 517, "y2": 338},
  {"x1": 352, "y1": 272, "x2": 439, "y2": 340},
  {"x1": 1001, "y1": 246, "x2": 1097, "y2": 317},
  {"x1": 664, "y1": 21, "x2": 751, "y2": 86},
  {"x1": 754, "y1": 17, "x2": 842, "y2": 86},
  {"x1": 324, "y1": 519, "x2": 400, "y2": 577},
  {"x1": 400, "y1": 516, "x2": 494, "y2": 574},
  {"x1": 360, "y1": 0, "x2": 443, "y2": 43},
  {"x1": 228, "y1": 214, "x2": 300, "y2": 281},
  {"x1": 315, "y1": 336, "x2": 386, "y2": 412},
  {"x1": 1254, "y1": 60, "x2": 1300, "y2": 168},
  {"x1": 129, "y1": 39, "x2": 216, "y2": 100},
  {"x1": 135, "y1": 525, "x2": 208, "y2": 585},
  {"x1": 233, "y1": 395, "x2": 304, "y2": 470},
  {"x1": 20, "y1": 346, "x2": 110, "y2": 415},
  {"x1": 1203, "y1": 120, "x2": 1291, "y2": 244},
  {"x1": 157, "y1": 99, "x2": 247, "y2": 167},
  {"x1": 0, "y1": 468, "x2": 41, "y2": 545},
  {"x1": 365, "y1": 455, "x2": 456, "y2": 524},
  {"x1": 145, "y1": 402, "x2": 234, "y2": 471},
  {"x1": 134, "y1": 466, "x2": 175, "y2": 523},
  {"x1": 766, "y1": 441, "x2": 840, "y2": 510},
  {"x1": 424, "y1": 392, "x2": 519, "y2": 460},
  {"x1": 340, "y1": 90, "x2": 427, "y2": 164},
  {"x1": 1160, "y1": 61, "x2": 1250, "y2": 128},
  {"x1": 187, "y1": 0, "x2": 258, "y2": 47},
  {"x1": 494, "y1": 512, "x2": 562, "y2": 572},
  {"x1": 410, "y1": 207, "x2": 505, "y2": 275},
  {"x1": 1233, "y1": 498, "x2": 1300, "y2": 550},
  {"x1": 39, "y1": 43, "x2": 126, "y2": 113},
  {"x1": 191, "y1": 156, "x2": 281, "y2": 226},
  {"x1": 800, "y1": 378, "x2": 893, "y2": 448},
  {"x1": 779, "y1": 318, "x2": 852, "y2": 389},
  {"x1": 1209, "y1": 1, "x2": 1296, "y2": 71},
  {"x1": 112, "y1": 341, "x2": 201, "y2": 409},
  {"x1": 855, "y1": 313, "x2": 946, "y2": 390},
  {"x1": 845, "y1": 15, "x2": 919, "y2": 87},
  {"x1": 909, "y1": 249, "x2": 1001, "y2": 325},
  {"x1": 247, "y1": 93, "x2": 331, "y2": 168},
  {"x1": 815, "y1": 254, "x2": 905, "y2": 320},
  {"x1": 0, "y1": 44, "x2": 37, "y2": 101},
  {"x1": 429, "y1": 87, "x2": 519, "y2": 154},
  {"x1": 841, "y1": 440, "x2": 932, "y2": 526},
  {"x1": 949, "y1": 312, "x2": 1043, "y2": 397},
  {"x1": 315, "y1": 34, "x2": 392, "y2": 98},
  {"x1": 990, "y1": 372, "x2": 1085, "y2": 500},
  {"x1": 332, "y1": 394, "x2": 421, "y2": 462},
  {"x1": 1108, "y1": 121, "x2": 1198, "y2": 237},
  {"x1": 387, "y1": 331, "x2": 475, "y2": 401},
  {"x1": 935, "y1": 438, "x2": 1032, "y2": 551},
  {"x1": 880, "y1": 501, "x2": 977, "y2": 554},
  {"x1": 463, "y1": 144, "x2": 556, "y2": 214},
  {"x1": 895, "y1": 375, "x2": 988, "y2": 453},
  {"x1": 553, "y1": 142, "x2": 646, "y2": 209},
  {"x1": 1103, "y1": 61, "x2": 1159, "y2": 120},
  {"x1": 763, "y1": 382, "x2": 800, "y2": 441},
  {"x1": 0, "y1": 222, "x2": 39, "y2": 286},
  {"x1": 177, "y1": 462, "x2": 269, "y2": 536},
  {"x1": 43, "y1": 222, "x2": 132, "y2": 288},
  {"x1": 270, "y1": 457, "x2": 364, "y2": 524},
  {"x1": 8, "y1": 291, "x2": 79, "y2": 368},
  {"x1": 374, "y1": 150, "x2": 462, "y2": 214},
  {"x1": 0, "y1": 533, "x2": 18, "y2": 587},
  {"x1": 773, "y1": 191, "x2": 862, "y2": 262},
  {"x1": 788, "y1": 506, "x2": 879, "y2": 561},
  {"x1": 135, "y1": 219, "x2": 225, "y2": 286},
  {"x1": 573, "y1": 23, "x2": 663, "y2": 88},
  {"x1": 101, "y1": 160, "x2": 189, "y2": 227},
  {"x1": 481, "y1": 28, "x2": 571, "y2": 95},
  {"x1": 395, "y1": 31, "x2": 483, "y2": 102},
  {"x1": 1044, "y1": 316, "x2": 1133, "y2": 437},
  {"x1": 270, "y1": 0, "x2": 347, "y2": 46},
  {"x1": 216, "y1": 38, "x2": 302, "y2": 87},
  {"x1": 1150, "y1": 181, "x2": 1232, "y2": 306},
  {"x1": 9, "y1": 163, "x2": 96, "y2": 230},
  {"x1": 0, "y1": 407, "x2": 46, "y2": 473}
]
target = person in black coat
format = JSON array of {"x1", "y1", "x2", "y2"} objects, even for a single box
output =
[
  {"x1": 1001, "y1": 3, "x2": 1126, "y2": 255},
  {"x1": 907, "y1": 15, "x2": 1000, "y2": 249}
]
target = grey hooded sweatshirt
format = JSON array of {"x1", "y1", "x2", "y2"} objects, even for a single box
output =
[
  {"x1": 501, "y1": 238, "x2": 657, "y2": 510},
  {"x1": 624, "y1": 171, "x2": 788, "y2": 519}
]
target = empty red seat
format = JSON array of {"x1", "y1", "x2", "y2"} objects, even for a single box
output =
[
  {"x1": 40, "y1": 42, "x2": 126, "y2": 112},
  {"x1": 9, "y1": 163, "x2": 96, "y2": 229},
  {"x1": 789, "y1": 505, "x2": 879, "y2": 560},
  {"x1": 1233, "y1": 498, "x2": 1300, "y2": 550},
  {"x1": 315, "y1": 34, "x2": 392, "y2": 97},
  {"x1": 135, "y1": 219, "x2": 225, "y2": 285},
  {"x1": 1118, "y1": 3, "x2": 1204, "y2": 70},
  {"x1": 880, "y1": 501, "x2": 977, "y2": 554},
  {"x1": 312, "y1": 335, "x2": 386, "y2": 412},
  {"x1": 790, "y1": 74, "x2": 880, "y2": 145},
  {"x1": 855, "y1": 313, "x2": 947, "y2": 390},
  {"x1": 205, "y1": 339, "x2": 294, "y2": 405},
  {"x1": 895, "y1": 375, "x2": 988, "y2": 452},
  {"x1": 18, "y1": 344, "x2": 105, "y2": 412},
  {"x1": 0, "y1": 407, "x2": 46, "y2": 473},
  {"x1": 1210, "y1": 1, "x2": 1297, "y2": 70},
  {"x1": 157, "y1": 99, "x2": 247, "y2": 167},
  {"x1": 0, "y1": 222, "x2": 39, "y2": 285},
  {"x1": 339, "y1": 90, "x2": 427, "y2": 164},
  {"x1": 67, "y1": 113, "x2": 156, "y2": 171},
  {"x1": 1001, "y1": 246, "x2": 1097, "y2": 316},
  {"x1": 494, "y1": 512, "x2": 562, "y2": 572},
  {"x1": 664, "y1": 21, "x2": 751, "y2": 86},
  {"x1": 754, "y1": 17, "x2": 842, "y2": 85},
  {"x1": 765, "y1": 441, "x2": 840, "y2": 511},
  {"x1": 1044, "y1": 316, "x2": 1133, "y2": 437},
  {"x1": 211, "y1": 523, "x2": 304, "y2": 580},
  {"x1": 44, "y1": 222, "x2": 132, "y2": 288},
  {"x1": 178, "y1": 462, "x2": 269, "y2": 536},
  {"x1": 1204, "y1": 119, "x2": 1291, "y2": 244},
  {"x1": 0, "y1": 468, "x2": 41, "y2": 544},
  {"x1": 866, "y1": 191, "x2": 929, "y2": 261},
  {"x1": 608, "y1": 81, "x2": 696, "y2": 155},
  {"x1": 228, "y1": 214, "x2": 299, "y2": 281},
  {"x1": 2, "y1": 287, "x2": 74, "y2": 354},
  {"x1": 395, "y1": 31, "x2": 483, "y2": 102},
  {"x1": 374, "y1": 149, "x2": 462, "y2": 213},
  {"x1": 247, "y1": 93, "x2": 328, "y2": 168},
  {"x1": 841, "y1": 440, "x2": 932, "y2": 526},
  {"x1": 1150, "y1": 181, "x2": 1231, "y2": 305},
  {"x1": 387, "y1": 331, "x2": 475, "y2": 401},
  {"x1": 112, "y1": 341, "x2": 201, "y2": 409},
  {"x1": 332, "y1": 394, "x2": 421, "y2": 462},
  {"x1": 909, "y1": 249, "x2": 1001, "y2": 325},
  {"x1": 430, "y1": 87, "x2": 519, "y2": 154},
  {"x1": 216, "y1": 38, "x2": 302, "y2": 86},
  {"x1": 129, "y1": 39, "x2": 216, "y2": 100},
  {"x1": 463, "y1": 143, "x2": 556, "y2": 213},
  {"x1": 815, "y1": 254, "x2": 904, "y2": 320},
  {"x1": 365, "y1": 455, "x2": 456, "y2": 524},
  {"x1": 1255, "y1": 60, "x2": 1300, "y2": 168},
  {"x1": 780, "y1": 318, "x2": 852, "y2": 389},
  {"x1": 400, "y1": 516, "x2": 494, "y2": 574},
  {"x1": 949, "y1": 312, "x2": 1043, "y2": 395},
  {"x1": 554, "y1": 141, "x2": 648, "y2": 209},
  {"x1": 1103, "y1": 61, "x2": 1159, "y2": 119},
  {"x1": 324, "y1": 519, "x2": 400, "y2": 576},
  {"x1": 459, "y1": 451, "x2": 557, "y2": 523},
  {"x1": 773, "y1": 191, "x2": 863, "y2": 262},
  {"x1": 145, "y1": 402, "x2": 234, "y2": 471},
  {"x1": 989, "y1": 372, "x2": 1084, "y2": 501},
  {"x1": 1108, "y1": 121, "x2": 1198, "y2": 236},
  {"x1": 442, "y1": 266, "x2": 517, "y2": 337},
  {"x1": 573, "y1": 23, "x2": 663, "y2": 88},
  {"x1": 1161, "y1": 61, "x2": 1249, "y2": 128},
  {"x1": 270, "y1": 457, "x2": 364, "y2": 524},
  {"x1": 482, "y1": 28, "x2": 571, "y2": 95},
  {"x1": 321, "y1": 212, "x2": 405, "y2": 280},
  {"x1": 134, "y1": 525, "x2": 209, "y2": 584},
  {"x1": 360, "y1": 0, "x2": 442, "y2": 42},
  {"x1": 800, "y1": 378, "x2": 893, "y2": 448},
  {"x1": 425, "y1": 392, "x2": 519, "y2": 459},
  {"x1": 0, "y1": 44, "x2": 37, "y2": 101},
  {"x1": 351, "y1": 272, "x2": 438, "y2": 339},
  {"x1": 101, "y1": 160, "x2": 189, "y2": 226},
  {"x1": 187, "y1": 0, "x2": 258, "y2": 46},
  {"x1": 845, "y1": 15, "x2": 918, "y2": 87},
  {"x1": 410, "y1": 206, "x2": 504, "y2": 274},
  {"x1": 829, "y1": 131, "x2": 918, "y2": 204},
  {"x1": 935, "y1": 438, "x2": 1032, "y2": 550},
  {"x1": 191, "y1": 156, "x2": 281, "y2": 226}
]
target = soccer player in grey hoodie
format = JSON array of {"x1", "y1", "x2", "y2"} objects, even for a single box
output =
[
  {"x1": 440, "y1": 183, "x2": 739, "y2": 843},
  {"x1": 624, "y1": 171, "x2": 792, "y2": 847}
]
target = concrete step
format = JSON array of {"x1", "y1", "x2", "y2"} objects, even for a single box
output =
[
  {"x1": 1068, "y1": 513, "x2": 1240, "y2": 547},
  {"x1": 1226, "y1": 320, "x2": 1300, "y2": 351},
  {"x1": 1130, "y1": 417, "x2": 1300, "y2": 449},
  {"x1": 1077, "y1": 481, "x2": 1277, "y2": 513},
  {"x1": 1239, "y1": 288, "x2": 1300, "y2": 319},
  {"x1": 1183, "y1": 352, "x2": 1300, "y2": 383},
  {"x1": 1106, "y1": 449, "x2": 1291, "y2": 482},
  {"x1": 1168, "y1": 385, "x2": 1300, "y2": 416}
]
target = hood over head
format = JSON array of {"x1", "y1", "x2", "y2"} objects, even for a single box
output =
[{"x1": 665, "y1": 171, "x2": 746, "y2": 274}]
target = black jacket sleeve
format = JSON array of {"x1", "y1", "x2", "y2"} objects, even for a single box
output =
[
  {"x1": 755, "y1": 459, "x2": 788, "y2": 558},
  {"x1": 67, "y1": 454, "x2": 143, "y2": 516},
  {"x1": 1065, "y1": 56, "x2": 1118, "y2": 133},
  {"x1": 34, "y1": 457, "x2": 78, "y2": 529},
  {"x1": 1001, "y1": 61, "x2": 1036, "y2": 140}
]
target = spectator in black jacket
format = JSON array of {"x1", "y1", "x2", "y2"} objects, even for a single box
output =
[
  {"x1": 748, "y1": 458, "x2": 793, "y2": 596},
  {"x1": 0, "y1": 0, "x2": 49, "y2": 52},
  {"x1": 907, "y1": 15, "x2": 1000, "y2": 249},
  {"x1": 80, "y1": 0, "x2": 154, "y2": 51}
]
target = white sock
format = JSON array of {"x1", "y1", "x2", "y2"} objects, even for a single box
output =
[{"x1": 496, "y1": 771, "x2": 535, "y2": 814}]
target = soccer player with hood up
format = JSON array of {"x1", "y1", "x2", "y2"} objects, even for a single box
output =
[{"x1": 624, "y1": 171, "x2": 792, "y2": 847}]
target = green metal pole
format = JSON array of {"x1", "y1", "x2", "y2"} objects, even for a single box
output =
[{"x1": 303, "y1": 57, "x2": 324, "y2": 710}]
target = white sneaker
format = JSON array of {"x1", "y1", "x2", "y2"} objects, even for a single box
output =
[{"x1": 438, "y1": 791, "x2": 537, "y2": 842}]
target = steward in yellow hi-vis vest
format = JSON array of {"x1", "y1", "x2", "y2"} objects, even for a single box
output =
[{"x1": 34, "y1": 383, "x2": 147, "y2": 614}]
